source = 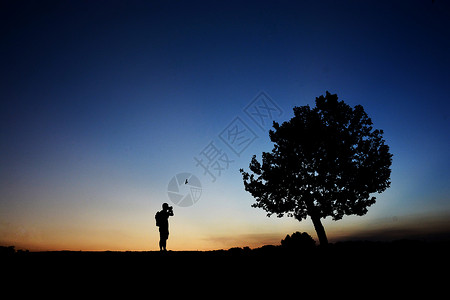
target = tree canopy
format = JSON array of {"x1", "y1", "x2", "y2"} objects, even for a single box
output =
[{"x1": 240, "y1": 92, "x2": 393, "y2": 245}]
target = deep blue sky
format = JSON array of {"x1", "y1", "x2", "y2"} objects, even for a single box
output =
[{"x1": 1, "y1": 0, "x2": 449, "y2": 250}]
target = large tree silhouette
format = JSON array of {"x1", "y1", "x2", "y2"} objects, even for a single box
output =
[{"x1": 240, "y1": 92, "x2": 392, "y2": 245}]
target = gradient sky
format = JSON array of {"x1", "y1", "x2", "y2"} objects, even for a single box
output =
[{"x1": 1, "y1": 0, "x2": 449, "y2": 251}]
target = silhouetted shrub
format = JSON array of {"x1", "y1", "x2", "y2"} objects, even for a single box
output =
[
  {"x1": 281, "y1": 232, "x2": 316, "y2": 250},
  {"x1": 227, "y1": 247, "x2": 244, "y2": 255},
  {"x1": 0, "y1": 245, "x2": 15, "y2": 256}
]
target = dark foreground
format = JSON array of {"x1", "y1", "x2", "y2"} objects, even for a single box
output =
[{"x1": 3, "y1": 240, "x2": 449, "y2": 296}]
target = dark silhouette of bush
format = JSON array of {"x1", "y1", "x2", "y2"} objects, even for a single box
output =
[
  {"x1": 0, "y1": 245, "x2": 15, "y2": 256},
  {"x1": 281, "y1": 232, "x2": 316, "y2": 250}
]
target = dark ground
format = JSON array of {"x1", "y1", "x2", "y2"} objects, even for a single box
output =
[{"x1": 2, "y1": 240, "x2": 449, "y2": 297}]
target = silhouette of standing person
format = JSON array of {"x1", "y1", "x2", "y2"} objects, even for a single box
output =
[{"x1": 155, "y1": 203, "x2": 174, "y2": 251}]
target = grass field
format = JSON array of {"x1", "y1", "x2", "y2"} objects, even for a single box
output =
[{"x1": 2, "y1": 240, "x2": 448, "y2": 296}]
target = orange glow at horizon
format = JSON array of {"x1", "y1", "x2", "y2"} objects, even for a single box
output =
[{"x1": 3, "y1": 209, "x2": 450, "y2": 252}]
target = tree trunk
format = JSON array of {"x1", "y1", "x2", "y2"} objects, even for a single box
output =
[{"x1": 311, "y1": 215, "x2": 328, "y2": 246}]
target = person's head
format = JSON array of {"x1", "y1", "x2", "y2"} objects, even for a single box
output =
[{"x1": 162, "y1": 203, "x2": 169, "y2": 210}]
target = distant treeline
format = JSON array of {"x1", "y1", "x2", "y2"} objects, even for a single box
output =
[
  {"x1": 2, "y1": 238, "x2": 450, "y2": 257},
  {"x1": 0, "y1": 245, "x2": 29, "y2": 255}
]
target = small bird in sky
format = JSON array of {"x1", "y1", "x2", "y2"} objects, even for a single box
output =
[{"x1": 185, "y1": 179, "x2": 188, "y2": 184}]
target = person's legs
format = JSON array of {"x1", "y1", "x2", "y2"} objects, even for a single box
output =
[
  {"x1": 159, "y1": 230, "x2": 164, "y2": 251},
  {"x1": 159, "y1": 230, "x2": 168, "y2": 251}
]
